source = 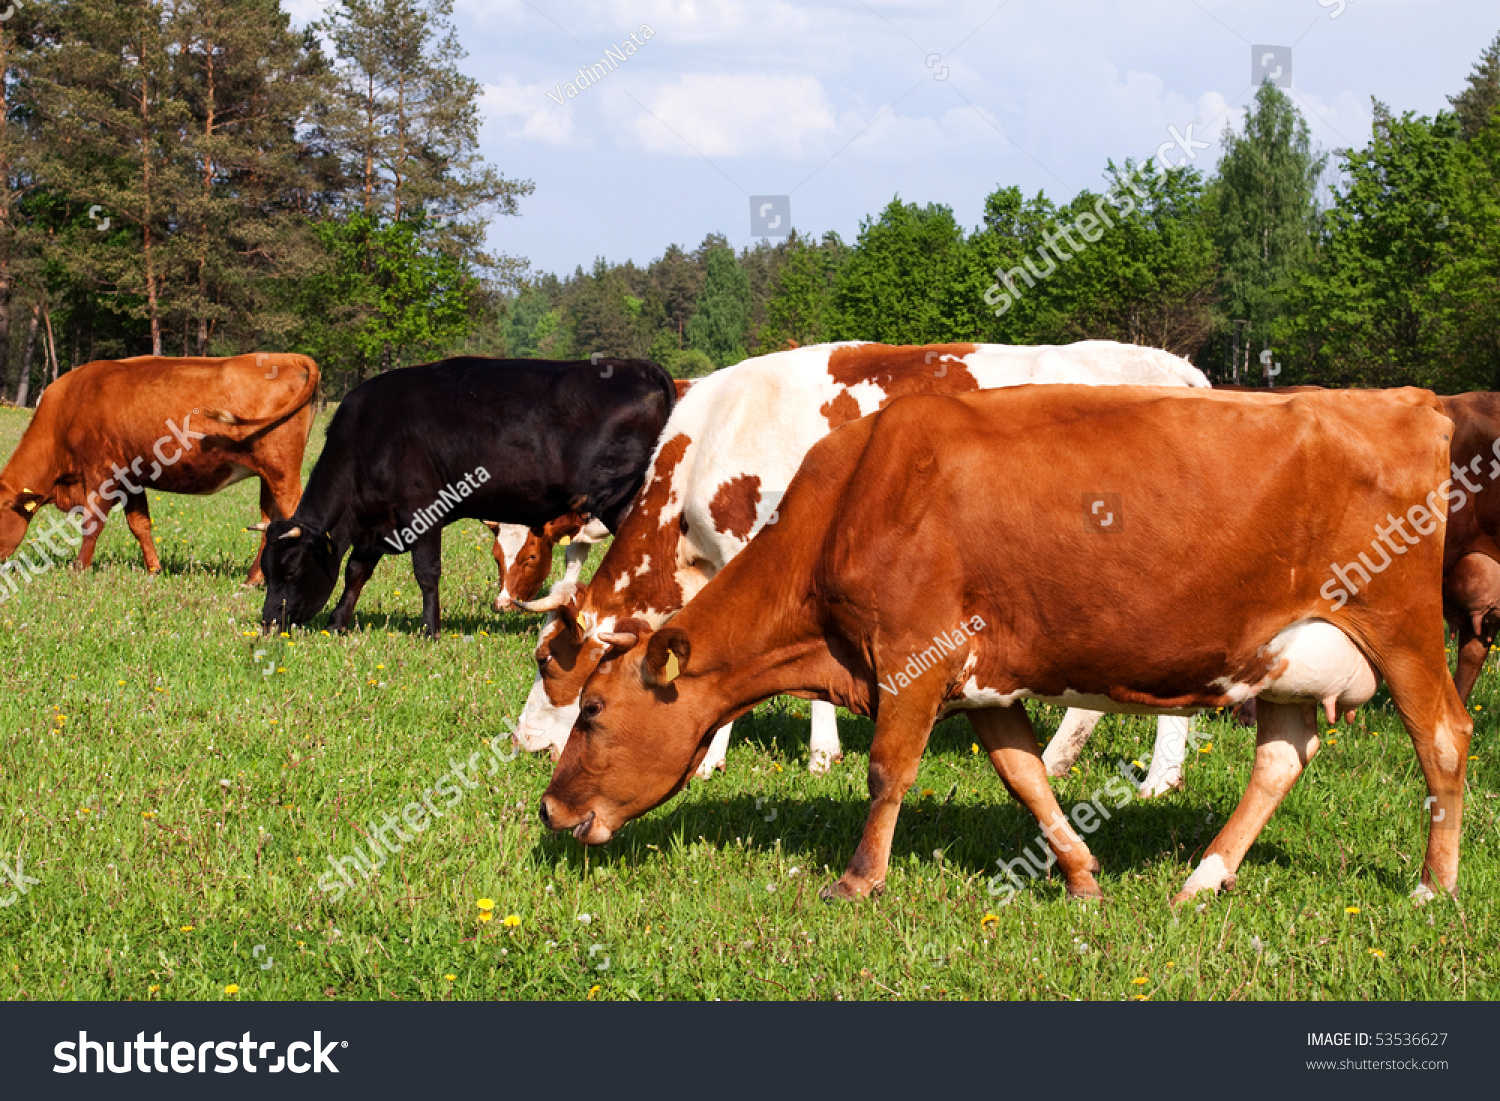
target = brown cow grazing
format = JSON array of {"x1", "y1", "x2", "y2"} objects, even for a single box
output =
[
  {"x1": 1046, "y1": 388, "x2": 1500, "y2": 781},
  {"x1": 0, "y1": 354, "x2": 318, "y2": 584},
  {"x1": 540, "y1": 386, "x2": 1470, "y2": 906}
]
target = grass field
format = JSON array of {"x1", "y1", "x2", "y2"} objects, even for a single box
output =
[{"x1": 0, "y1": 403, "x2": 1494, "y2": 1002}]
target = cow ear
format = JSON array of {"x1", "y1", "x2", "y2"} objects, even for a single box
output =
[
  {"x1": 543, "y1": 512, "x2": 588, "y2": 541},
  {"x1": 12, "y1": 487, "x2": 45, "y2": 516},
  {"x1": 645, "y1": 627, "x2": 691, "y2": 686},
  {"x1": 556, "y1": 600, "x2": 584, "y2": 644}
]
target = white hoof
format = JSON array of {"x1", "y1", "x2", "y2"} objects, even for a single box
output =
[
  {"x1": 807, "y1": 750, "x2": 841, "y2": 775},
  {"x1": 695, "y1": 756, "x2": 725, "y2": 780},
  {"x1": 1410, "y1": 882, "x2": 1437, "y2": 905},
  {"x1": 1171, "y1": 853, "x2": 1232, "y2": 905},
  {"x1": 1138, "y1": 770, "x2": 1184, "y2": 798}
]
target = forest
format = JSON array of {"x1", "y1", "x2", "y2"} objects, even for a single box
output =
[{"x1": 0, "y1": 2, "x2": 1496, "y2": 397}]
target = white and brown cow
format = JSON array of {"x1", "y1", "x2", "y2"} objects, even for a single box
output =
[
  {"x1": 486, "y1": 514, "x2": 610, "y2": 612},
  {"x1": 540, "y1": 386, "x2": 1469, "y2": 906},
  {"x1": 514, "y1": 340, "x2": 1209, "y2": 777}
]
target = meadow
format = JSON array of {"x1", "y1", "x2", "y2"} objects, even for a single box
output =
[{"x1": 0, "y1": 403, "x2": 1493, "y2": 1002}]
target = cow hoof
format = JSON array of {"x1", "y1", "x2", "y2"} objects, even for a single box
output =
[
  {"x1": 1171, "y1": 853, "x2": 1232, "y2": 906},
  {"x1": 820, "y1": 876, "x2": 880, "y2": 903},
  {"x1": 1067, "y1": 883, "x2": 1105, "y2": 902},
  {"x1": 1138, "y1": 774, "x2": 1185, "y2": 798},
  {"x1": 694, "y1": 757, "x2": 725, "y2": 780},
  {"x1": 807, "y1": 750, "x2": 838, "y2": 775},
  {"x1": 1410, "y1": 882, "x2": 1437, "y2": 905}
]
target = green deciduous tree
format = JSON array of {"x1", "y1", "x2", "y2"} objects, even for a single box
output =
[{"x1": 685, "y1": 241, "x2": 750, "y2": 367}]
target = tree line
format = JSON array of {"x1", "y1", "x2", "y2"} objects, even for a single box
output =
[
  {"x1": 0, "y1": 0, "x2": 529, "y2": 401},
  {"x1": 0, "y1": 8, "x2": 1495, "y2": 398},
  {"x1": 512, "y1": 32, "x2": 1500, "y2": 393}
]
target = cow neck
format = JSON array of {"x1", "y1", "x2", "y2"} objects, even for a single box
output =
[{"x1": 0, "y1": 400, "x2": 62, "y2": 495}]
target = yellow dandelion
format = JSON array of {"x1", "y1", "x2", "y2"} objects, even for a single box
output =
[
  {"x1": 1131, "y1": 977, "x2": 1147, "y2": 985},
  {"x1": 117, "y1": 680, "x2": 125, "y2": 685},
  {"x1": 320, "y1": 630, "x2": 330, "y2": 636},
  {"x1": 1198, "y1": 742, "x2": 1213, "y2": 754},
  {"x1": 148, "y1": 984, "x2": 160, "y2": 994},
  {"x1": 1328, "y1": 737, "x2": 1338, "y2": 746},
  {"x1": 587, "y1": 984, "x2": 601, "y2": 999},
  {"x1": 478, "y1": 912, "x2": 493, "y2": 923},
  {"x1": 224, "y1": 984, "x2": 239, "y2": 995},
  {"x1": 1133, "y1": 994, "x2": 1149, "y2": 1001},
  {"x1": 920, "y1": 789, "x2": 936, "y2": 797},
  {"x1": 979, "y1": 913, "x2": 999, "y2": 928},
  {"x1": 444, "y1": 973, "x2": 456, "y2": 982},
  {"x1": 1345, "y1": 906, "x2": 1360, "y2": 915},
  {"x1": 501, "y1": 914, "x2": 521, "y2": 928},
  {"x1": 180, "y1": 925, "x2": 194, "y2": 932},
  {"x1": 477, "y1": 898, "x2": 495, "y2": 910},
  {"x1": 142, "y1": 811, "x2": 156, "y2": 819},
  {"x1": 279, "y1": 632, "x2": 290, "y2": 639},
  {"x1": 970, "y1": 743, "x2": 980, "y2": 755},
  {"x1": 1166, "y1": 961, "x2": 1175, "y2": 968},
  {"x1": 1369, "y1": 949, "x2": 1384, "y2": 958}
]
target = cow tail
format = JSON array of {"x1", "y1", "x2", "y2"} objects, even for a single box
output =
[{"x1": 203, "y1": 357, "x2": 322, "y2": 428}]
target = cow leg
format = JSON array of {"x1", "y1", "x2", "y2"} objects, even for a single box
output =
[
  {"x1": 246, "y1": 474, "x2": 300, "y2": 587},
  {"x1": 1383, "y1": 656, "x2": 1472, "y2": 900},
  {"x1": 1139, "y1": 715, "x2": 1190, "y2": 797},
  {"x1": 696, "y1": 723, "x2": 732, "y2": 778},
  {"x1": 327, "y1": 551, "x2": 381, "y2": 633},
  {"x1": 122, "y1": 493, "x2": 162, "y2": 574},
  {"x1": 410, "y1": 533, "x2": 443, "y2": 637},
  {"x1": 560, "y1": 539, "x2": 591, "y2": 586},
  {"x1": 1445, "y1": 552, "x2": 1500, "y2": 702},
  {"x1": 72, "y1": 508, "x2": 107, "y2": 571},
  {"x1": 821, "y1": 686, "x2": 943, "y2": 902},
  {"x1": 1171, "y1": 700, "x2": 1319, "y2": 905},
  {"x1": 808, "y1": 701, "x2": 842, "y2": 774},
  {"x1": 1040, "y1": 708, "x2": 1103, "y2": 776},
  {"x1": 969, "y1": 705, "x2": 1103, "y2": 900}
]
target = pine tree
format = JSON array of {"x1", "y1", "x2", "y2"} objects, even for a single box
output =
[{"x1": 1451, "y1": 31, "x2": 1500, "y2": 140}]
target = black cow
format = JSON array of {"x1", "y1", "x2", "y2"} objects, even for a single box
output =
[{"x1": 259, "y1": 357, "x2": 675, "y2": 636}]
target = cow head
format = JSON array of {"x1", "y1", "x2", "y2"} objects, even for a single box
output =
[
  {"x1": 489, "y1": 512, "x2": 589, "y2": 611},
  {"x1": 259, "y1": 519, "x2": 342, "y2": 630},
  {"x1": 0, "y1": 483, "x2": 48, "y2": 559},
  {"x1": 539, "y1": 621, "x2": 715, "y2": 843},
  {"x1": 515, "y1": 594, "x2": 596, "y2": 754}
]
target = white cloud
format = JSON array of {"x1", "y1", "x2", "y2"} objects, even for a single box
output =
[
  {"x1": 483, "y1": 79, "x2": 582, "y2": 147},
  {"x1": 622, "y1": 74, "x2": 839, "y2": 158}
]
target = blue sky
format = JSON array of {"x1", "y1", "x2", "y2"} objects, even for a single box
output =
[{"x1": 288, "y1": 0, "x2": 1499, "y2": 278}]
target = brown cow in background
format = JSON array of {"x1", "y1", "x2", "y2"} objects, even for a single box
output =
[{"x1": 0, "y1": 353, "x2": 318, "y2": 585}]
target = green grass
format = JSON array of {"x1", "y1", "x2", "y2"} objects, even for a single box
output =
[{"x1": 0, "y1": 402, "x2": 1494, "y2": 1002}]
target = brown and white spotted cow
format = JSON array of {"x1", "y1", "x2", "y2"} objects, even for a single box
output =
[
  {"x1": 1046, "y1": 388, "x2": 1500, "y2": 791},
  {"x1": 0, "y1": 353, "x2": 319, "y2": 584},
  {"x1": 486, "y1": 513, "x2": 609, "y2": 611},
  {"x1": 514, "y1": 340, "x2": 1209, "y2": 776},
  {"x1": 539, "y1": 385, "x2": 1470, "y2": 906}
]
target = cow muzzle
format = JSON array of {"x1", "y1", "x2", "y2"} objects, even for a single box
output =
[{"x1": 538, "y1": 797, "x2": 612, "y2": 844}]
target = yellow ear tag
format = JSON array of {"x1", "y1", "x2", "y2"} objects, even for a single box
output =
[
  {"x1": 663, "y1": 652, "x2": 680, "y2": 683},
  {"x1": 21, "y1": 500, "x2": 37, "y2": 513},
  {"x1": 558, "y1": 535, "x2": 571, "y2": 546}
]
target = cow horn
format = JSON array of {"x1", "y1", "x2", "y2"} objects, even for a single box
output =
[
  {"x1": 597, "y1": 630, "x2": 638, "y2": 649},
  {"x1": 481, "y1": 520, "x2": 501, "y2": 532},
  {"x1": 279, "y1": 526, "x2": 303, "y2": 540},
  {"x1": 246, "y1": 521, "x2": 270, "y2": 532},
  {"x1": 512, "y1": 581, "x2": 577, "y2": 613}
]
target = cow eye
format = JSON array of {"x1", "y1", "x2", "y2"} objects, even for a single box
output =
[
  {"x1": 580, "y1": 697, "x2": 604, "y2": 721},
  {"x1": 535, "y1": 654, "x2": 551, "y2": 671}
]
